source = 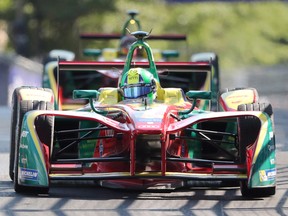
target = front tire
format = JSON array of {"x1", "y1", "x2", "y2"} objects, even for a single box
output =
[
  {"x1": 9, "y1": 88, "x2": 21, "y2": 181},
  {"x1": 240, "y1": 181, "x2": 275, "y2": 198}
]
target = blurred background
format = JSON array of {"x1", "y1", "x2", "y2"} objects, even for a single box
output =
[{"x1": 0, "y1": 0, "x2": 288, "y2": 105}]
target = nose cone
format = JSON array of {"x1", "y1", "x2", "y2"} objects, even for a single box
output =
[
  {"x1": 131, "y1": 104, "x2": 168, "y2": 132},
  {"x1": 133, "y1": 109, "x2": 163, "y2": 132}
]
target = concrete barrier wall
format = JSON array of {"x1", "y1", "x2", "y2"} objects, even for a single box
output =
[
  {"x1": 0, "y1": 55, "x2": 10, "y2": 106},
  {"x1": 0, "y1": 54, "x2": 42, "y2": 106}
]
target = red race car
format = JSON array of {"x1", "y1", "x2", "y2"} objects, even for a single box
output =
[{"x1": 10, "y1": 31, "x2": 276, "y2": 197}]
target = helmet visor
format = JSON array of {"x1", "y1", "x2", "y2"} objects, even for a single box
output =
[{"x1": 122, "y1": 84, "x2": 153, "y2": 99}]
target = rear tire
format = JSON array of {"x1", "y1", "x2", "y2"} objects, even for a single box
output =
[{"x1": 238, "y1": 102, "x2": 275, "y2": 197}]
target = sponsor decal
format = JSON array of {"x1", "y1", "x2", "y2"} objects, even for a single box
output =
[
  {"x1": 138, "y1": 125, "x2": 160, "y2": 129},
  {"x1": 19, "y1": 143, "x2": 28, "y2": 149},
  {"x1": 127, "y1": 69, "x2": 140, "y2": 84},
  {"x1": 20, "y1": 168, "x2": 38, "y2": 181},
  {"x1": 137, "y1": 118, "x2": 162, "y2": 122},
  {"x1": 20, "y1": 89, "x2": 53, "y2": 101},
  {"x1": 270, "y1": 158, "x2": 275, "y2": 165},
  {"x1": 21, "y1": 131, "x2": 29, "y2": 138},
  {"x1": 21, "y1": 157, "x2": 28, "y2": 165},
  {"x1": 268, "y1": 144, "x2": 275, "y2": 151},
  {"x1": 259, "y1": 168, "x2": 276, "y2": 182},
  {"x1": 269, "y1": 132, "x2": 274, "y2": 140},
  {"x1": 222, "y1": 90, "x2": 254, "y2": 110}
]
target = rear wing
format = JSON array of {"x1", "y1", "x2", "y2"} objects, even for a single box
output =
[
  {"x1": 58, "y1": 61, "x2": 210, "y2": 72},
  {"x1": 80, "y1": 33, "x2": 187, "y2": 41}
]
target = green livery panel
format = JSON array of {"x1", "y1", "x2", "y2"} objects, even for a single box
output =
[{"x1": 18, "y1": 115, "x2": 49, "y2": 187}]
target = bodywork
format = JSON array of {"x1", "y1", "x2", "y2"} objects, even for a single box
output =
[{"x1": 16, "y1": 63, "x2": 275, "y2": 191}]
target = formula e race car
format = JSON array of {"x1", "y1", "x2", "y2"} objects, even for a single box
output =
[
  {"x1": 10, "y1": 31, "x2": 276, "y2": 197},
  {"x1": 42, "y1": 10, "x2": 219, "y2": 110}
]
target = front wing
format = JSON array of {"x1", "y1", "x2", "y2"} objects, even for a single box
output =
[{"x1": 17, "y1": 110, "x2": 275, "y2": 189}]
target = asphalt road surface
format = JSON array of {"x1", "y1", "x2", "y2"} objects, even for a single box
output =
[{"x1": 0, "y1": 65, "x2": 287, "y2": 216}]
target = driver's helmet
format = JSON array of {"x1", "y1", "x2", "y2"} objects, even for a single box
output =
[{"x1": 119, "y1": 68, "x2": 156, "y2": 101}]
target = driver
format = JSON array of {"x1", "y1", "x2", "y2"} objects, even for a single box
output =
[{"x1": 119, "y1": 68, "x2": 157, "y2": 103}]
